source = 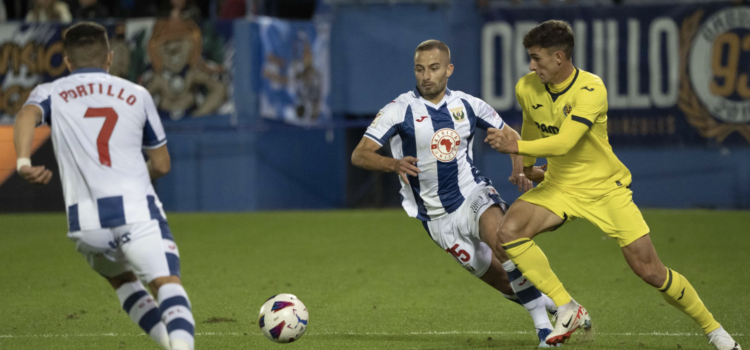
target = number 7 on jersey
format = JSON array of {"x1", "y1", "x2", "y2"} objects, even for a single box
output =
[{"x1": 84, "y1": 107, "x2": 118, "y2": 167}]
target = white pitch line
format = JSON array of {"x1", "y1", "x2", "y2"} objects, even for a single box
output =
[{"x1": 0, "y1": 331, "x2": 744, "y2": 339}]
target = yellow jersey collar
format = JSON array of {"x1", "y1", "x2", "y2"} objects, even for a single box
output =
[{"x1": 545, "y1": 68, "x2": 579, "y2": 102}]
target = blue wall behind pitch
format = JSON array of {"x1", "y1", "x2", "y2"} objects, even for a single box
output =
[{"x1": 155, "y1": 5, "x2": 750, "y2": 211}]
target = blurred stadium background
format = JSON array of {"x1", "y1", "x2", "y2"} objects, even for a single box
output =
[
  {"x1": 0, "y1": 0, "x2": 748, "y2": 349},
  {"x1": 0, "y1": 0, "x2": 748, "y2": 212}
]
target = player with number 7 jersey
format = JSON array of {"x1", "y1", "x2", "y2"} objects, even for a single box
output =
[
  {"x1": 25, "y1": 73, "x2": 165, "y2": 228},
  {"x1": 14, "y1": 22, "x2": 195, "y2": 350}
]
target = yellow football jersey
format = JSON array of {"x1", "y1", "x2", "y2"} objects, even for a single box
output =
[{"x1": 515, "y1": 68, "x2": 632, "y2": 198}]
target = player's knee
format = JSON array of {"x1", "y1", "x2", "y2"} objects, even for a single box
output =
[
  {"x1": 149, "y1": 275, "x2": 182, "y2": 294},
  {"x1": 107, "y1": 271, "x2": 138, "y2": 289},
  {"x1": 497, "y1": 222, "x2": 522, "y2": 244}
]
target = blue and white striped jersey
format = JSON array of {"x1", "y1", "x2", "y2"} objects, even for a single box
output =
[
  {"x1": 365, "y1": 87, "x2": 506, "y2": 221},
  {"x1": 24, "y1": 68, "x2": 168, "y2": 232}
]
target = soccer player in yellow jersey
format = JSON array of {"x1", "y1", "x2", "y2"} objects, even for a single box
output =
[{"x1": 485, "y1": 20, "x2": 741, "y2": 350}]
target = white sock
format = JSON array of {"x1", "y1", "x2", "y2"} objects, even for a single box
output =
[
  {"x1": 116, "y1": 281, "x2": 171, "y2": 350},
  {"x1": 542, "y1": 294, "x2": 558, "y2": 317},
  {"x1": 502, "y1": 260, "x2": 553, "y2": 331},
  {"x1": 158, "y1": 283, "x2": 195, "y2": 350}
]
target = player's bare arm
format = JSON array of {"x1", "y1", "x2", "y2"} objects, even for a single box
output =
[
  {"x1": 145, "y1": 144, "x2": 171, "y2": 179},
  {"x1": 487, "y1": 126, "x2": 533, "y2": 193},
  {"x1": 13, "y1": 104, "x2": 53, "y2": 185},
  {"x1": 351, "y1": 137, "x2": 419, "y2": 184}
]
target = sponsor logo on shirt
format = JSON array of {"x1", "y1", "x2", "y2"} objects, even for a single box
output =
[{"x1": 430, "y1": 128, "x2": 461, "y2": 162}]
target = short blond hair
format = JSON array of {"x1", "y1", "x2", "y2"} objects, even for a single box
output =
[{"x1": 415, "y1": 40, "x2": 451, "y2": 63}]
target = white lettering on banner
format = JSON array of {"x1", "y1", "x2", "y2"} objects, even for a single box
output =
[
  {"x1": 628, "y1": 19, "x2": 650, "y2": 108},
  {"x1": 593, "y1": 20, "x2": 606, "y2": 80},
  {"x1": 607, "y1": 20, "x2": 628, "y2": 109},
  {"x1": 481, "y1": 17, "x2": 680, "y2": 111},
  {"x1": 574, "y1": 20, "x2": 587, "y2": 71},
  {"x1": 482, "y1": 22, "x2": 514, "y2": 110},
  {"x1": 649, "y1": 18, "x2": 679, "y2": 108},
  {"x1": 514, "y1": 21, "x2": 537, "y2": 109}
]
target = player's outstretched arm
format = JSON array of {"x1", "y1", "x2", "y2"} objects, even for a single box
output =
[
  {"x1": 516, "y1": 117, "x2": 589, "y2": 157},
  {"x1": 487, "y1": 117, "x2": 589, "y2": 158},
  {"x1": 351, "y1": 137, "x2": 419, "y2": 184},
  {"x1": 144, "y1": 145, "x2": 171, "y2": 179},
  {"x1": 488, "y1": 126, "x2": 533, "y2": 193},
  {"x1": 13, "y1": 104, "x2": 53, "y2": 185}
]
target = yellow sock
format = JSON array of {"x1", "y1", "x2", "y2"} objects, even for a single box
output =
[
  {"x1": 502, "y1": 238, "x2": 572, "y2": 307},
  {"x1": 659, "y1": 268, "x2": 721, "y2": 334}
]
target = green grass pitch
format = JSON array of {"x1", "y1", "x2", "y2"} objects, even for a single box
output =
[{"x1": 0, "y1": 209, "x2": 748, "y2": 349}]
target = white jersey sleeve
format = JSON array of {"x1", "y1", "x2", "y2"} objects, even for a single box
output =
[
  {"x1": 364, "y1": 102, "x2": 405, "y2": 146},
  {"x1": 469, "y1": 97, "x2": 505, "y2": 130},
  {"x1": 24, "y1": 83, "x2": 53, "y2": 126},
  {"x1": 141, "y1": 88, "x2": 167, "y2": 149}
]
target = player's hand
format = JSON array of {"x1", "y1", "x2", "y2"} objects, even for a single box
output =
[
  {"x1": 483, "y1": 128, "x2": 507, "y2": 146},
  {"x1": 486, "y1": 138, "x2": 519, "y2": 154},
  {"x1": 393, "y1": 156, "x2": 420, "y2": 183},
  {"x1": 484, "y1": 129, "x2": 519, "y2": 154},
  {"x1": 524, "y1": 164, "x2": 547, "y2": 183},
  {"x1": 18, "y1": 165, "x2": 53, "y2": 185},
  {"x1": 508, "y1": 173, "x2": 533, "y2": 193}
]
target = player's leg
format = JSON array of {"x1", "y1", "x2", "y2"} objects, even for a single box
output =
[
  {"x1": 68, "y1": 229, "x2": 171, "y2": 350},
  {"x1": 496, "y1": 199, "x2": 570, "y2": 307},
  {"x1": 622, "y1": 235, "x2": 739, "y2": 350},
  {"x1": 108, "y1": 272, "x2": 172, "y2": 350},
  {"x1": 478, "y1": 204, "x2": 558, "y2": 345},
  {"x1": 119, "y1": 220, "x2": 195, "y2": 350},
  {"x1": 495, "y1": 185, "x2": 590, "y2": 345}
]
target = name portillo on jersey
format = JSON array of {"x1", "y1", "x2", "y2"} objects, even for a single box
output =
[
  {"x1": 25, "y1": 68, "x2": 168, "y2": 232},
  {"x1": 58, "y1": 82, "x2": 139, "y2": 106},
  {"x1": 365, "y1": 87, "x2": 505, "y2": 221}
]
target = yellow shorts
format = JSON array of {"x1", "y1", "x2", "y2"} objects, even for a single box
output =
[{"x1": 519, "y1": 181, "x2": 650, "y2": 247}]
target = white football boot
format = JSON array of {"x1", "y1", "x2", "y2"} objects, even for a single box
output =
[
  {"x1": 550, "y1": 300, "x2": 591, "y2": 331},
  {"x1": 537, "y1": 328, "x2": 561, "y2": 348},
  {"x1": 545, "y1": 300, "x2": 589, "y2": 346},
  {"x1": 707, "y1": 326, "x2": 741, "y2": 350}
]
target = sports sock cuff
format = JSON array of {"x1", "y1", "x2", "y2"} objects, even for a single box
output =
[
  {"x1": 501, "y1": 259, "x2": 517, "y2": 273},
  {"x1": 158, "y1": 283, "x2": 191, "y2": 308},
  {"x1": 659, "y1": 268, "x2": 676, "y2": 293},
  {"x1": 502, "y1": 238, "x2": 535, "y2": 259},
  {"x1": 502, "y1": 238, "x2": 531, "y2": 250},
  {"x1": 116, "y1": 281, "x2": 147, "y2": 305}
]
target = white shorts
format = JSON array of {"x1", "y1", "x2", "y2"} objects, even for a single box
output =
[
  {"x1": 423, "y1": 185, "x2": 507, "y2": 278},
  {"x1": 67, "y1": 219, "x2": 181, "y2": 283}
]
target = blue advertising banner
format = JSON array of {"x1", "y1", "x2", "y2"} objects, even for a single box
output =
[
  {"x1": 0, "y1": 19, "x2": 235, "y2": 125},
  {"x1": 258, "y1": 16, "x2": 331, "y2": 126},
  {"x1": 481, "y1": 3, "x2": 750, "y2": 146}
]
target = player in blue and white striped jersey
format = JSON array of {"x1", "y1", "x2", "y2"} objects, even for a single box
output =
[
  {"x1": 352, "y1": 40, "x2": 569, "y2": 347},
  {"x1": 13, "y1": 23, "x2": 194, "y2": 350}
]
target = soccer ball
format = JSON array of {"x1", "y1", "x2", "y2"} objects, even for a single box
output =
[{"x1": 259, "y1": 294, "x2": 309, "y2": 343}]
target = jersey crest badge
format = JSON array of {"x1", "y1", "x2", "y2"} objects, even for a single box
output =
[
  {"x1": 431, "y1": 128, "x2": 461, "y2": 162},
  {"x1": 449, "y1": 107, "x2": 466, "y2": 122},
  {"x1": 563, "y1": 104, "x2": 572, "y2": 117}
]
